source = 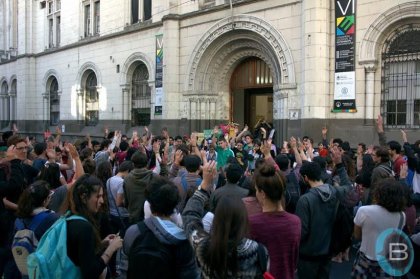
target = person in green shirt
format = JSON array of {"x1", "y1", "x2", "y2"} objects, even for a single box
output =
[{"x1": 211, "y1": 127, "x2": 234, "y2": 171}]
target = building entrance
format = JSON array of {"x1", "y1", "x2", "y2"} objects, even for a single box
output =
[{"x1": 230, "y1": 57, "x2": 273, "y2": 129}]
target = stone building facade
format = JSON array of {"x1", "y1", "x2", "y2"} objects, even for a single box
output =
[{"x1": 0, "y1": 0, "x2": 419, "y2": 144}]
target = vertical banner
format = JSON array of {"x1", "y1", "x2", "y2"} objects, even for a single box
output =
[
  {"x1": 155, "y1": 34, "x2": 163, "y2": 115},
  {"x1": 333, "y1": 0, "x2": 356, "y2": 112}
]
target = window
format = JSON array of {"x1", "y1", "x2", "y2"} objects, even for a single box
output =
[
  {"x1": 84, "y1": 4, "x2": 91, "y2": 37},
  {"x1": 381, "y1": 28, "x2": 420, "y2": 128},
  {"x1": 1, "y1": 82, "x2": 9, "y2": 121},
  {"x1": 84, "y1": 1, "x2": 100, "y2": 37},
  {"x1": 10, "y1": 79, "x2": 16, "y2": 121},
  {"x1": 56, "y1": 16, "x2": 61, "y2": 46},
  {"x1": 46, "y1": 0, "x2": 60, "y2": 48},
  {"x1": 94, "y1": 1, "x2": 100, "y2": 35},
  {"x1": 131, "y1": 0, "x2": 151, "y2": 24},
  {"x1": 84, "y1": 71, "x2": 99, "y2": 126},
  {"x1": 131, "y1": 63, "x2": 151, "y2": 126},
  {"x1": 49, "y1": 19, "x2": 54, "y2": 47},
  {"x1": 48, "y1": 77, "x2": 60, "y2": 126},
  {"x1": 48, "y1": 1, "x2": 53, "y2": 14}
]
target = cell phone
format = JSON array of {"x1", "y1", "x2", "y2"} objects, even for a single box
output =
[{"x1": 268, "y1": 129, "x2": 275, "y2": 139}]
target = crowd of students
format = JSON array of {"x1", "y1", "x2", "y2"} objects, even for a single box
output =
[{"x1": 0, "y1": 114, "x2": 419, "y2": 279}]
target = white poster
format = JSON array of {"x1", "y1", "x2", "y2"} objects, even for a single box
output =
[
  {"x1": 155, "y1": 87, "x2": 163, "y2": 106},
  {"x1": 334, "y1": 71, "x2": 355, "y2": 100}
]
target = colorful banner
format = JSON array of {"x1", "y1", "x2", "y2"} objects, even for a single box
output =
[
  {"x1": 155, "y1": 34, "x2": 163, "y2": 115},
  {"x1": 333, "y1": 0, "x2": 356, "y2": 112}
]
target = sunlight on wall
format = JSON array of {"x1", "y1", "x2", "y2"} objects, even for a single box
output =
[
  {"x1": 71, "y1": 85, "x2": 77, "y2": 118},
  {"x1": 99, "y1": 86, "x2": 107, "y2": 112}
]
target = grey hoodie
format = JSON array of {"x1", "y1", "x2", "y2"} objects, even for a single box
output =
[{"x1": 295, "y1": 165, "x2": 352, "y2": 257}]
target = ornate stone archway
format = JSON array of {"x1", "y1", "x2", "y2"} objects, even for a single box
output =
[{"x1": 183, "y1": 14, "x2": 296, "y2": 125}]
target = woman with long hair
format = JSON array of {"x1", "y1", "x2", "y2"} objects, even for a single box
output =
[
  {"x1": 249, "y1": 162, "x2": 301, "y2": 279},
  {"x1": 351, "y1": 178, "x2": 407, "y2": 278},
  {"x1": 64, "y1": 174, "x2": 123, "y2": 278},
  {"x1": 183, "y1": 161, "x2": 268, "y2": 278},
  {"x1": 13, "y1": 181, "x2": 60, "y2": 276}
]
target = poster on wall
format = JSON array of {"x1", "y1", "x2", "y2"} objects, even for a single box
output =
[
  {"x1": 155, "y1": 34, "x2": 163, "y2": 115},
  {"x1": 333, "y1": 0, "x2": 356, "y2": 112}
]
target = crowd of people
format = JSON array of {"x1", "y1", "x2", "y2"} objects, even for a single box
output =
[{"x1": 0, "y1": 114, "x2": 419, "y2": 279}]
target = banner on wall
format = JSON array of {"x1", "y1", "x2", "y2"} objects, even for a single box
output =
[
  {"x1": 155, "y1": 34, "x2": 163, "y2": 115},
  {"x1": 333, "y1": 0, "x2": 356, "y2": 112}
]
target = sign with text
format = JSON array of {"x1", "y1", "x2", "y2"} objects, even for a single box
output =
[{"x1": 333, "y1": 0, "x2": 356, "y2": 112}]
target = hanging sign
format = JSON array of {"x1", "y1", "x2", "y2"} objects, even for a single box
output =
[{"x1": 333, "y1": 0, "x2": 356, "y2": 112}]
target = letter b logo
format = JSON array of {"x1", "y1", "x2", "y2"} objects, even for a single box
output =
[{"x1": 389, "y1": 243, "x2": 408, "y2": 261}]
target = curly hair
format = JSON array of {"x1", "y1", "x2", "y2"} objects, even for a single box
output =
[{"x1": 373, "y1": 178, "x2": 406, "y2": 212}]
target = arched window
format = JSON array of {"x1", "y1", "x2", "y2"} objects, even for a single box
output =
[
  {"x1": 381, "y1": 28, "x2": 420, "y2": 128},
  {"x1": 10, "y1": 79, "x2": 16, "y2": 121},
  {"x1": 1, "y1": 81, "x2": 9, "y2": 121},
  {"x1": 84, "y1": 71, "x2": 99, "y2": 126},
  {"x1": 48, "y1": 77, "x2": 60, "y2": 125},
  {"x1": 131, "y1": 63, "x2": 150, "y2": 126}
]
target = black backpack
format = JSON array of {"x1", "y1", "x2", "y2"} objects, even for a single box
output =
[
  {"x1": 285, "y1": 172, "x2": 300, "y2": 213},
  {"x1": 128, "y1": 221, "x2": 176, "y2": 279},
  {"x1": 329, "y1": 197, "x2": 353, "y2": 257}
]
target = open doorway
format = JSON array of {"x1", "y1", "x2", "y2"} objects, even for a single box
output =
[
  {"x1": 244, "y1": 88, "x2": 273, "y2": 129},
  {"x1": 230, "y1": 57, "x2": 273, "y2": 128}
]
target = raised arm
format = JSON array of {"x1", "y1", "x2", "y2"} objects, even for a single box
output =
[
  {"x1": 235, "y1": 124, "x2": 248, "y2": 143},
  {"x1": 376, "y1": 114, "x2": 387, "y2": 147}
]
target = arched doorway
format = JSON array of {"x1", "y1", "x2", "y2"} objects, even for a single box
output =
[
  {"x1": 47, "y1": 76, "x2": 59, "y2": 126},
  {"x1": 83, "y1": 70, "x2": 99, "y2": 126},
  {"x1": 230, "y1": 57, "x2": 273, "y2": 128},
  {"x1": 1, "y1": 81, "x2": 9, "y2": 121},
  {"x1": 381, "y1": 28, "x2": 420, "y2": 128},
  {"x1": 131, "y1": 62, "x2": 151, "y2": 126}
]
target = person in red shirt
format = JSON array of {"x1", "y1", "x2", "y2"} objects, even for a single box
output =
[
  {"x1": 388, "y1": 140, "x2": 405, "y2": 178},
  {"x1": 249, "y1": 163, "x2": 301, "y2": 279}
]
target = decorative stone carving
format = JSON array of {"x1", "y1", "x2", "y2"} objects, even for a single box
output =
[{"x1": 186, "y1": 14, "x2": 296, "y2": 92}]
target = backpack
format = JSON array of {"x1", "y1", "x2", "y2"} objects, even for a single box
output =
[
  {"x1": 329, "y1": 195, "x2": 353, "y2": 257},
  {"x1": 27, "y1": 214, "x2": 87, "y2": 279},
  {"x1": 12, "y1": 211, "x2": 50, "y2": 276},
  {"x1": 284, "y1": 172, "x2": 300, "y2": 213},
  {"x1": 128, "y1": 221, "x2": 176, "y2": 279}
]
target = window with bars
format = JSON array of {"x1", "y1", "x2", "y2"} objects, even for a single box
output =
[
  {"x1": 49, "y1": 78, "x2": 60, "y2": 126},
  {"x1": 85, "y1": 71, "x2": 99, "y2": 126},
  {"x1": 381, "y1": 28, "x2": 420, "y2": 128},
  {"x1": 131, "y1": 63, "x2": 151, "y2": 126}
]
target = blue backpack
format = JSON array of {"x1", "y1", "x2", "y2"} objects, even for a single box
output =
[
  {"x1": 27, "y1": 214, "x2": 87, "y2": 279},
  {"x1": 12, "y1": 211, "x2": 50, "y2": 276}
]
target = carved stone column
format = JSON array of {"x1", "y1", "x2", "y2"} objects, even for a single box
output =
[{"x1": 364, "y1": 64, "x2": 377, "y2": 121}]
